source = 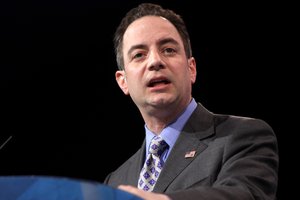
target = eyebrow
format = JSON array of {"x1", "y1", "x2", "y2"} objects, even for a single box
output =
[
  {"x1": 127, "y1": 44, "x2": 148, "y2": 58},
  {"x1": 158, "y1": 38, "x2": 180, "y2": 47},
  {"x1": 126, "y1": 37, "x2": 180, "y2": 57}
]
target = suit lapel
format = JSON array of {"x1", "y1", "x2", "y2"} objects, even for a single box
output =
[
  {"x1": 126, "y1": 141, "x2": 146, "y2": 186},
  {"x1": 153, "y1": 103, "x2": 215, "y2": 192}
]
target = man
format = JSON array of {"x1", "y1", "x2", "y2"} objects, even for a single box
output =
[{"x1": 104, "y1": 3, "x2": 278, "y2": 200}]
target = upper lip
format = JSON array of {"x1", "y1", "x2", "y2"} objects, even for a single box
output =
[{"x1": 147, "y1": 76, "x2": 171, "y2": 87}]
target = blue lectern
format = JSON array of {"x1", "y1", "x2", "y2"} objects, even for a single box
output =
[{"x1": 0, "y1": 176, "x2": 143, "y2": 200}]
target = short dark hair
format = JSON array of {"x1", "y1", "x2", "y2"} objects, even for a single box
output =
[{"x1": 114, "y1": 3, "x2": 192, "y2": 70}]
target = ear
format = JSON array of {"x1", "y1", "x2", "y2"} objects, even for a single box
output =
[
  {"x1": 188, "y1": 57, "x2": 197, "y2": 84},
  {"x1": 115, "y1": 70, "x2": 129, "y2": 95}
]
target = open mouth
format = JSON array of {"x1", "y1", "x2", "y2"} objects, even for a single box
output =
[{"x1": 148, "y1": 78, "x2": 171, "y2": 87}]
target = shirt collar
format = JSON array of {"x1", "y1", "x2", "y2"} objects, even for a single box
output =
[{"x1": 144, "y1": 98, "x2": 197, "y2": 155}]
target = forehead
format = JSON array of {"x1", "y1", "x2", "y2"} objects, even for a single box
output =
[{"x1": 123, "y1": 16, "x2": 182, "y2": 47}]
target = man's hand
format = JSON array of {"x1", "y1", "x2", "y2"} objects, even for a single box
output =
[{"x1": 118, "y1": 185, "x2": 171, "y2": 200}]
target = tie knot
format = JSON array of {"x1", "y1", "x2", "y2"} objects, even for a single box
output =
[{"x1": 149, "y1": 136, "x2": 168, "y2": 156}]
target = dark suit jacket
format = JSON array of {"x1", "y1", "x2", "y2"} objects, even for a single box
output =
[{"x1": 104, "y1": 103, "x2": 278, "y2": 200}]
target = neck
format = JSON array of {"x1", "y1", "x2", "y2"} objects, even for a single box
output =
[{"x1": 141, "y1": 97, "x2": 192, "y2": 134}]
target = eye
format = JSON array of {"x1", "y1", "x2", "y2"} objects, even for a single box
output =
[
  {"x1": 133, "y1": 52, "x2": 144, "y2": 59},
  {"x1": 163, "y1": 48, "x2": 176, "y2": 55}
]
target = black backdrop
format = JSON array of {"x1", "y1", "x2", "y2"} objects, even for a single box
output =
[{"x1": 1, "y1": 0, "x2": 292, "y2": 199}]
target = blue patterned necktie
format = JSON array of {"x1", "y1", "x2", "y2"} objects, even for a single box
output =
[{"x1": 138, "y1": 136, "x2": 168, "y2": 191}]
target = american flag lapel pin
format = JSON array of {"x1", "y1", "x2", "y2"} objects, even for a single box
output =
[{"x1": 185, "y1": 150, "x2": 196, "y2": 158}]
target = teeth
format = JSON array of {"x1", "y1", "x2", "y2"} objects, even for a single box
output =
[
  {"x1": 153, "y1": 80, "x2": 163, "y2": 83},
  {"x1": 152, "y1": 78, "x2": 166, "y2": 83},
  {"x1": 148, "y1": 77, "x2": 170, "y2": 87},
  {"x1": 149, "y1": 79, "x2": 168, "y2": 87}
]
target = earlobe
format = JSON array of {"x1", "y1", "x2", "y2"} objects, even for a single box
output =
[
  {"x1": 115, "y1": 70, "x2": 129, "y2": 95},
  {"x1": 188, "y1": 57, "x2": 197, "y2": 84}
]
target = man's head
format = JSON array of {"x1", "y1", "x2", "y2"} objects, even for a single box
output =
[{"x1": 114, "y1": 3, "x2": 192, "y2": 70}]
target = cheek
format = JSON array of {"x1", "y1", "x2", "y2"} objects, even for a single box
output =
[
  {"x1": 124, "y1": 66, "x2": 147, "y2": 91},
  {"x1": 125, "y1": 75, "x2": 137, "y2": 90}
]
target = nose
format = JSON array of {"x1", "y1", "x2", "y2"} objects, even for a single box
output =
[{"x1": 147, "y1": 50, "x2": 165, "y2": 71}]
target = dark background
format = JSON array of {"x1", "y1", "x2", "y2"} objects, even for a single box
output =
[{"x1": 1, "y1": 0, "x2": 292, "y2": 199}]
